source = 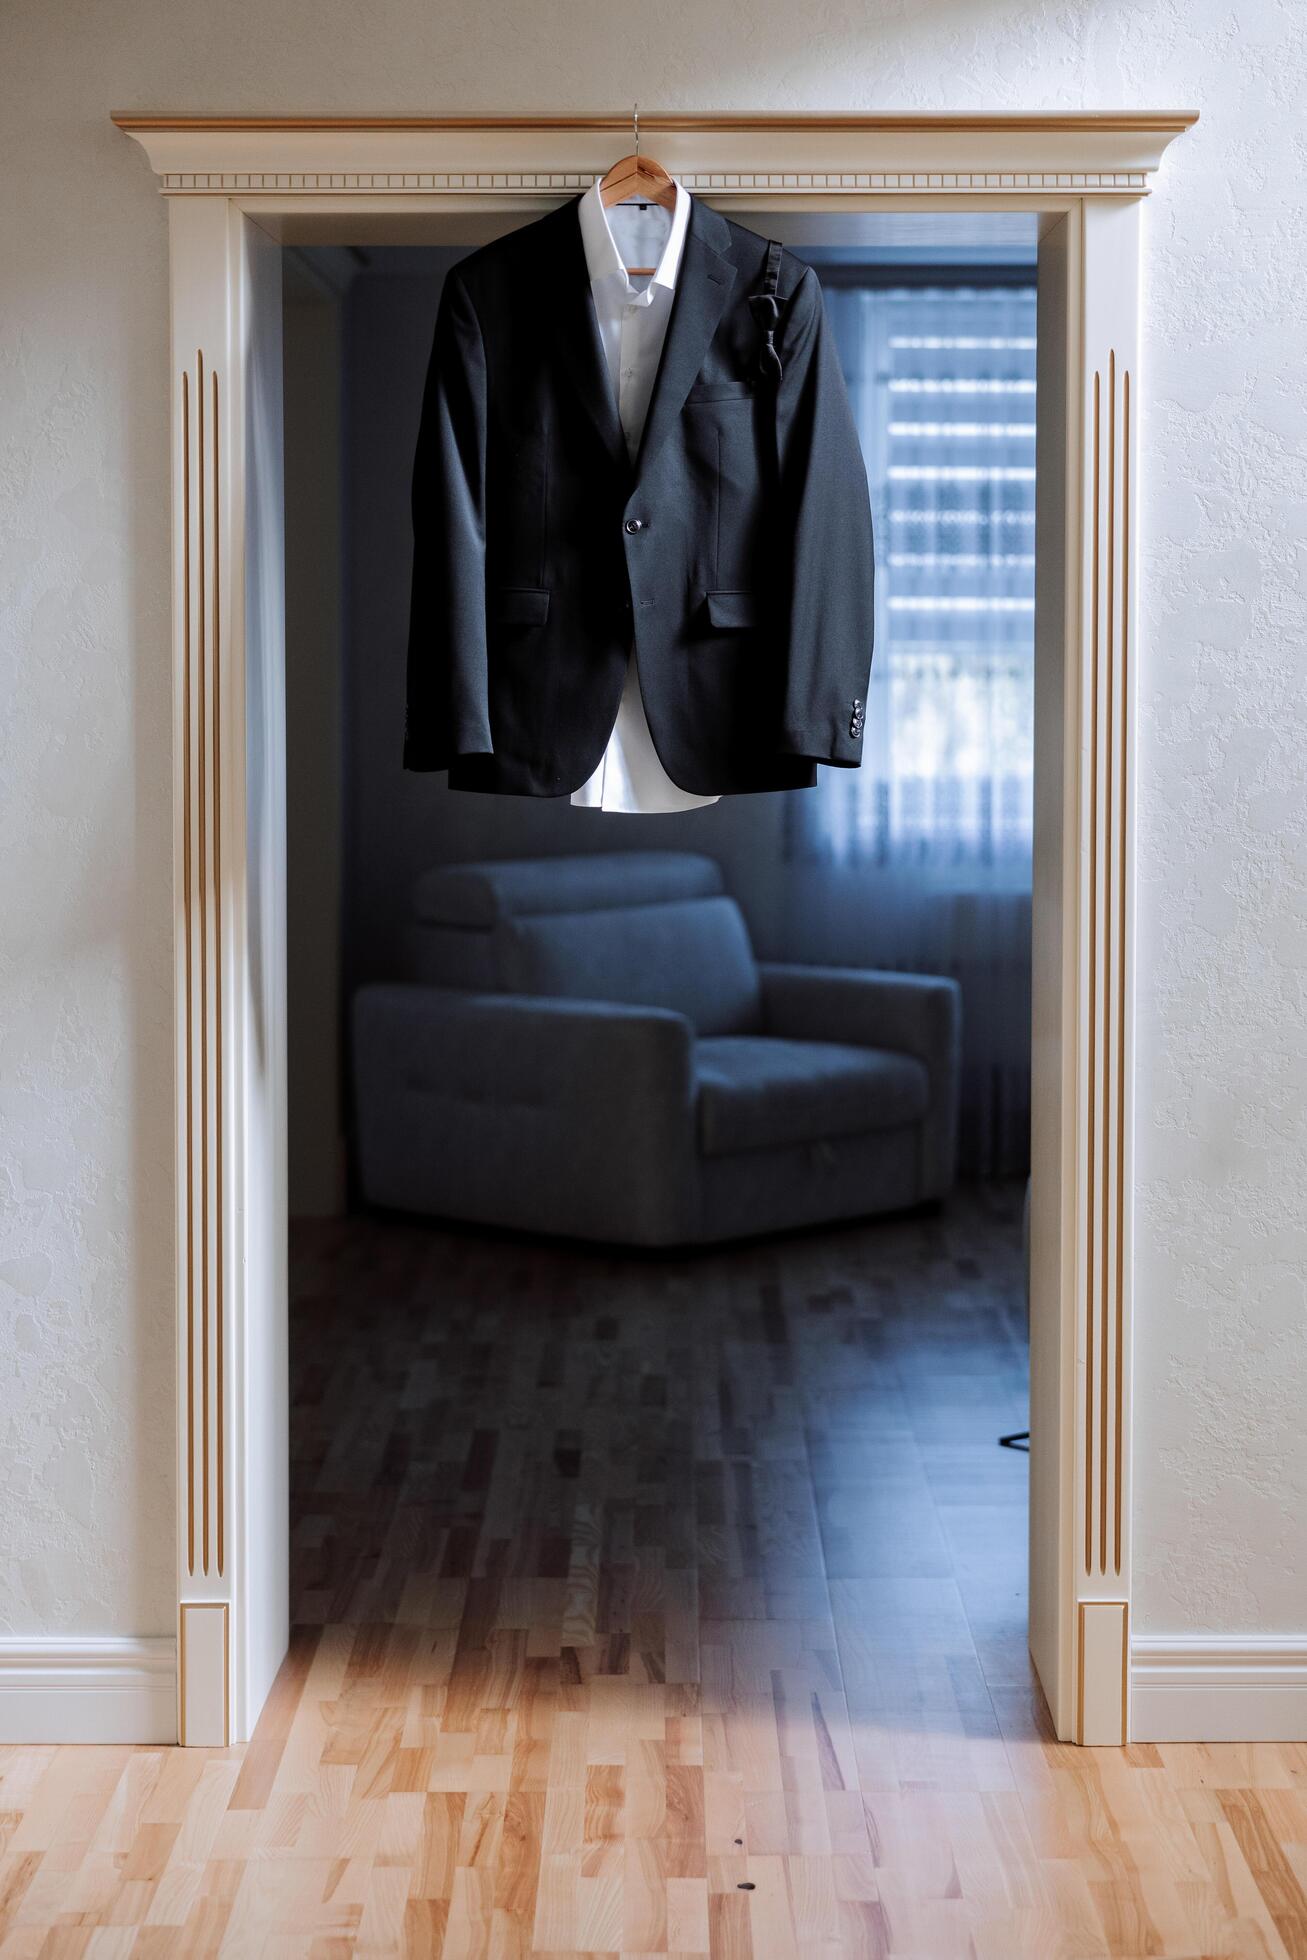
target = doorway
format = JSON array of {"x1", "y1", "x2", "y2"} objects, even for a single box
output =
[
  {"x1": 117, "y1": 109, "x2": 1190, "y2": 1754},
  {"x1": 280, "y1": 223, "x2": 1038, "y2": 1933},
  {"x1": 271, "y1": 197, "x2": 1075, "y2": 1779}
]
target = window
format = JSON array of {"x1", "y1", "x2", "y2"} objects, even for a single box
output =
[
  {"x1": 778, "y1": 264, "x2": 1038, "y2": 1175},
  {"x1": 797, "y1": 270, "x2": 1037, "y2": 888}
]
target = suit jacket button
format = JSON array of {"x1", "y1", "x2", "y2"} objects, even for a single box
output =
[{"x1": 624, "y1": 517, "x2": 644, "y2": 534}]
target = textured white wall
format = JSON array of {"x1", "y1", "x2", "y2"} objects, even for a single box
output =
[{"x1": 1, "y1": 0, "x2": 1303, "y2": 1641}]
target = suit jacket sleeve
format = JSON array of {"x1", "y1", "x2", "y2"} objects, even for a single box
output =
[
  {"x1": 404, "y1": 269, "x2": 492, "y2": 771},
  {"x1": 772, "y1": 265, "x2": 875, "y2": 767}
]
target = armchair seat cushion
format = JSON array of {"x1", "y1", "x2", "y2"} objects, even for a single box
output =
[{"x1": 694, "y1": 1036, "x2": 930, "y2": 1159}]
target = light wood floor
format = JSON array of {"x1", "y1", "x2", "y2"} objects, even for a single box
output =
[{"x1": 3, "y1": 1186, "x2": 1306, "y2": 1958}]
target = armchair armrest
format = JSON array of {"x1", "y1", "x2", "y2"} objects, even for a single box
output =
[
  {"x1": 758, "y1": 964, "x2": 962, "y2": 1196},
  {"x1": 352, "y1": 985, "x2": 696, "y2": 1244},
  {"x1": 759, "y1": 963, "x2": 960, "y2": 1064}
]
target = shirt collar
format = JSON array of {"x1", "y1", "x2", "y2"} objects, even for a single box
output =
[{"x1": 577, "y1": 177, "x2": 691, "y2": 295}]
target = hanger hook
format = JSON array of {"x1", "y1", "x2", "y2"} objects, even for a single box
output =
[{"x1": 633, "y1": 102, "x2": 639, "y2": 156}]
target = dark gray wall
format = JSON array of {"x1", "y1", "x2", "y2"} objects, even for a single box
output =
[{"x1": 284, "y1": 259, "x2": 346, "y2": 1217}]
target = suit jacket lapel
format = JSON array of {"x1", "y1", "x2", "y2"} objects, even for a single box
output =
[
  {"x1": 633, "y1": 205, "x2": 737, "y2": 482},
  {"x1": 548, "y1": 198, "x2": 629, "y2": 477}
]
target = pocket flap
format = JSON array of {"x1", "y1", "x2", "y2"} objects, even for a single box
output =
[
  {"x1": 686, "y1": 381, "x2": 756, "y2": 403},
  {"x1": 490, "y1": 586, "x2": 550, "y2": 626},
  {"x1": 706, "y1": 590, "x2": 760, "y2": 629}
]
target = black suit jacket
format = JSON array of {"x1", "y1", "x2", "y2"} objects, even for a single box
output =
[{"x1": 405, "y1": 195, "x2": 874, "y2": 797}]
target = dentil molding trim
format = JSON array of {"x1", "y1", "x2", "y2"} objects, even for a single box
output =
[
  {"x1": 112, "y1": 110, "x2": 1198, "y2": 198},
  {"x1": 0, "y1": 1637, "x2": 177, "y2": 1745}
]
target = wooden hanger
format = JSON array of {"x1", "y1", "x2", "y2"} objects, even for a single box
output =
[{"x1": 600, "y1": 105, "x2": 676, "y2": 275}]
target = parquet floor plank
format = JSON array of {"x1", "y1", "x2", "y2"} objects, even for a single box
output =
[{"x1": 4, "y1": 1187, "x2": 1302, "y2": 1956}]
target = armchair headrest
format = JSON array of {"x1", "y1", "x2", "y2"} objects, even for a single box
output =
[{"x1": 411, "y1": 851, "x2": 725, "y2": 929}]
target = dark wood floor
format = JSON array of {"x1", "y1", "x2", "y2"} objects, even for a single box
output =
[
  {"x1": 283, "y1": 1184, "x2": 1036, "y2": 1953},
  {"x1": 288, "y1": 1185, "x2": 1030, "y2": 1659}
]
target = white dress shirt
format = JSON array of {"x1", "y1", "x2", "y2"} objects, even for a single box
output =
[{"x1": 570, "y1": 178, "x2": 720, "y2": 815}]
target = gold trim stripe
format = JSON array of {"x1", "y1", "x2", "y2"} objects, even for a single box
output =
[
  {"x1": 182, "y1": 370, "x2": 195, "y2": 1580},
  {"x1": 1102, "y1": 348, "x2": 1115, "y2": 1578},
  {"x1": 212, "y1": 364, "x2": 224, "y2": 1581},
  {"x1": 180, "y1": 352, "x2": 224, "y2": 1588},
  {"x1": 1115, "y1": 370, "x2": 1131, "y2": 1577},
  {"x1": 197, "y1": 349, "x2": 209, "y2": 1581},
  {"x1": 113, "y1": 109, "x2": 1201, "y2": 135},
  {"x1": 1084, "y1": 353, "x2": 1132, "y2": 1582},
  {"x1": 1086, "y1": 369, "x2": 1100, "y2": 1578}
]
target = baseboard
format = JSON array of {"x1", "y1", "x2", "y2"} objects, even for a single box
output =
[
  {"x1": 10, "y1": 1630, "x2": 1303, "y2": 1748},
  {"x1": 1131, "y1": 1635, "x2": 1307, "y2": 1742},
  {"x1": 0, "y1": 1637, "x2": 177, "y2": 1744}
]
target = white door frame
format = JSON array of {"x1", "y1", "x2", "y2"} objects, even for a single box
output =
[{"x1": 113, "y1": 110, "x2": 1195, "y2": 1748}]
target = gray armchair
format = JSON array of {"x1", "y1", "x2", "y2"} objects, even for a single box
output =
[{"x1": 353, "y1": 852, "x2": 960, "y2": 1246}]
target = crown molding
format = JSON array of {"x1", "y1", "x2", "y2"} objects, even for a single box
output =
[
  {"x1": 111, "y1": 110, "x2": 1200, "y2": 133},
  {"x1": 112, "y1": 109, "x2": 1198, "y2": 199}
]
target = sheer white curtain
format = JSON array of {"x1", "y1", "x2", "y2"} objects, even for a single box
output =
[{"x1": 782, "y1": 276, "x2": 1037, "y2": 1175}]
